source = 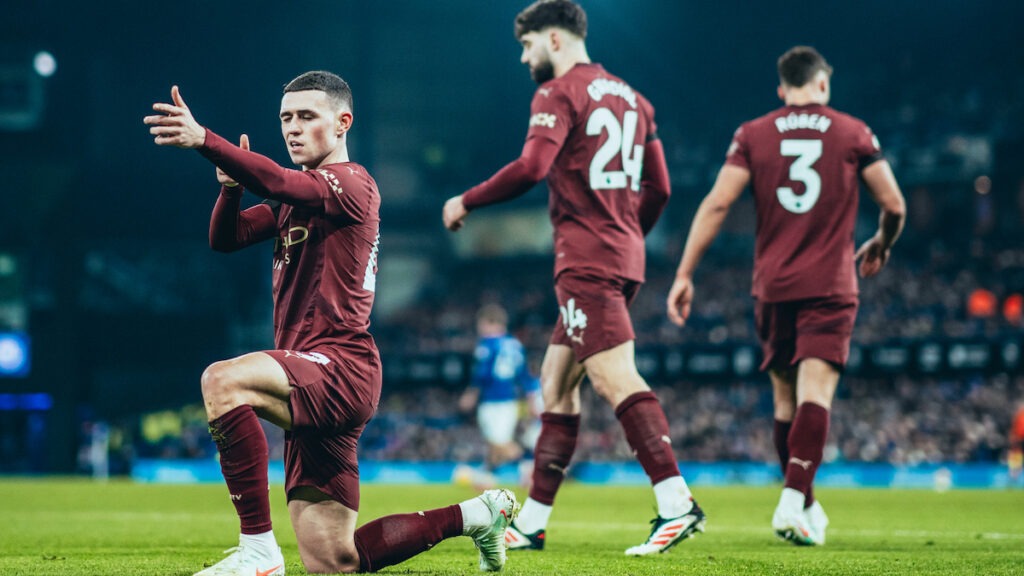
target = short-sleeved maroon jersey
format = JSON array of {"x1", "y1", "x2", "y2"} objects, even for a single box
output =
[
  {"x1": 725, "y1": 103, "x2": 882, "y2": 302},
  {"x1": 269, "y1": 163, "x2": 381, "y2": 351},
  {"x1": 528, "y1": 63, "x2": 657, "y2": 282}
]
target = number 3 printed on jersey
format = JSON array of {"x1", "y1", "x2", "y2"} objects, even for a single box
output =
[
  {"x1": 777, "y1": 139, "x2": 822, "y2": 213},
  {"x1": 587, "y1": 108, "x2": 644, "y2": 192}
]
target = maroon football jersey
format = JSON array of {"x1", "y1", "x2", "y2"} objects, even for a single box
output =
[
  {"x1": 725, "y1": 103, "x2": 882, "y2": 302},
  {"x1": 527, "y1": 63, "x2": 657, "y2": 282},
  {"x1": 201, "y1": 131, "x2": 381, "y2": 352},
  {"x1": 268, "y1": 163, "x2": 381, "y2": 352}
]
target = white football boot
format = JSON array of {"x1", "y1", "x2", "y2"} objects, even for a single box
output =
[
  {"x1": 804, "y1": 500, "x2": 830, "y2": 545},
  {"x1": 771, "y1": 488, "x2": 815, "y2": 546},
  {"x1": 624, "y1": 499, "x2": 706, "y2": 556},
  {"x1": 466, "y1": 489, "x2": 519, "y2": 571},
  {"x1": 193, "y1": 541, "x2": 285, "y2": 576}
]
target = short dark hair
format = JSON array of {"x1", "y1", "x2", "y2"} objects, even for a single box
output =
[
  {"x1": 283, "y1": 70, "x2": 353, "y2": 112},
  {"x1": 777, "y1": 46, "x2": 833, "y2": 88},
  {"x1": 515, "y1": 0, "x2": 587, "y2": 40}
]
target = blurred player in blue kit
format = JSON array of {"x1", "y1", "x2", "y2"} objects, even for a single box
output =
[{"x1": 456, "y1": 304, "x2": 542, "y2": 488}]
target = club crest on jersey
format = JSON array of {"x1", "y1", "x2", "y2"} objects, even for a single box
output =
[
  {"x1": 283, "y1": 350, "x2": 331, "y2": 365},
  {"x1": 559, "y1": 298, "x2": 588, "y2": 343},
  {"x1": 529, "y1": 113, "x2": 557, "y2": 129}
]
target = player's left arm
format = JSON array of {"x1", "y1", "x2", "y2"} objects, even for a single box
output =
[
  {"x1": 855, "y1": 159, "x2": 906, "y2": 278},
  {"x1": 666, "y1": 164, "x2": 750, "y2": 327},
  {"x1": 637, "y1": 136, "x2": 671, "y2": 235}
]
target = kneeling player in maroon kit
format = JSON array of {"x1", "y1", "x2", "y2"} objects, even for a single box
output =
[
  {"x1": 667, "y1": 47, "x2": 906, "y2": 546},
  {"x1": 444, "y1": 0, "x2": 704, "y2": 556},
  {"x1": 145, "y1": 72, "x2": 517, "y2": 575}
]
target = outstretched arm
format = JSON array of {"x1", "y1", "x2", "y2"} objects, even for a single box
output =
[
  {"x1": 855, "y1": 159, "x2": 906, "y2": 278},
  {"x1": 666, "y1": 164, "x2": 749, "y2": 327},
  {"x1": 442, "y1": 136, "x2": 561, "y2": 231},
  {"x1": 144, "y1": 86, "x2": 326, "y2": 210},
  {"x1": 637, "y1": 138, "x2": 671, "y2": 235}
]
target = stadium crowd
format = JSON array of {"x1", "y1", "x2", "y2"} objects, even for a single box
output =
[
  {"x1": 83, "y1": 69, "x2": 1024, "y2": 476},
  {"x1": 123, "y1": 371, "x2": 1022, "y2": 470}
]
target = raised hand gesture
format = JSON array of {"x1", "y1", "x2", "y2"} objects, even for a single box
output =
[{"x1": 144, "y1": 85, "x2": 206, "y2": 149}]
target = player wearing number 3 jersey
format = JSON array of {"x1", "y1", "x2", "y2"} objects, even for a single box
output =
[
  {"x1": 667, "y1": 46, "x2": 906, "y2": 546},
  {"x1": 444, "y1": 0, "x2": 705, "y2": 558}
]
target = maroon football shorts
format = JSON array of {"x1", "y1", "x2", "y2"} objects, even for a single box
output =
[
  {"x1": 264, "y1": 345, "x2": 381, "y2": 512},
  {"x1": 754, "y1": 295, "x2": 859, "y2": 371},
  {"x1": 550, "y1": 270, "x2": 641, "y2": 362}
]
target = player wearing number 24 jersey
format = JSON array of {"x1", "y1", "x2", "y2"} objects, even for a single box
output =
[
  {"x1": 667, "y1": 46, "x2": 906, "y2": 547},
  {"x1": 445, "y1": 0, "x2": 705, "y2": 559}
]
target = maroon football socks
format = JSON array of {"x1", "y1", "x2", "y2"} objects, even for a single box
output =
[
  {"x1": 529, "y1": 412, "x2": 581, "y2": 505},
  {"x1": 615, "y1": 391, "x2": 680, "y2": 484},
  {"x1": 207, "y1": 405, "x2": 273, "y2": 535},
  {"x1": 784, "y1": 402, "x2": 829, "y2": 503},
  {"x1": 353, "y1": 505, "x2": 462, "y2": 572},
  {"x1": 774, "y1": 418, "x2": 815, "y2": 506}
]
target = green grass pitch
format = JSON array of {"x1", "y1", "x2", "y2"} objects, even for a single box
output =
[{"x1": 2, "y1": 478, "x2": 1023, "y2": 575}]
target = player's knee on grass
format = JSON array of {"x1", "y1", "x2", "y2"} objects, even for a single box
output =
[{"x1": 300, "y1": 548, "x2": 360, "y2": 575}]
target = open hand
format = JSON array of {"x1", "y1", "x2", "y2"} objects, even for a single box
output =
[{"x1": 143, "y1": 85, "x2": 206, "y2": 149}]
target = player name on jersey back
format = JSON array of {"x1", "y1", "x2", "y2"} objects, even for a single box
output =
[{"x1": 774, "y1": 112, "x2": 832, "y2": 134}]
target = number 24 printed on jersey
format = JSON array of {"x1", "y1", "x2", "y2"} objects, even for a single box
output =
[{"x1": 587, "y1": 107, "x2": 644, "y2": 192}]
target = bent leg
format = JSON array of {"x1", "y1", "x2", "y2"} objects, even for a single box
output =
[
  {"x1": 202, "y1": 352, "x2": 293, "y2": 537},
  {"x1": 290, "y1": 492, "x2": 360, "y2": 573},
  {"x1": 201, "y1": 351, "x2": 293, "y2": 426},
  {"x1": 290, "y1": 487, "x2": 511, "y2": 574}
]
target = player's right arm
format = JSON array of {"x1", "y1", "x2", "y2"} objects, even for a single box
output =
[
  {"x1": 443, "y1": 88, "x2": 571, "y2": 231},
  {"x1": 855, "y1": 159, "x2": 906, "y2": 278},
  {"x1": 208, "y1": 134, "x2": 278, "y2": 252},
  {"x1": 666, "y1": 164, "x2": 750, "y2": 327},
  {"x1": 443, "y1": 136, "x2": 561, "y2": 231}
]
